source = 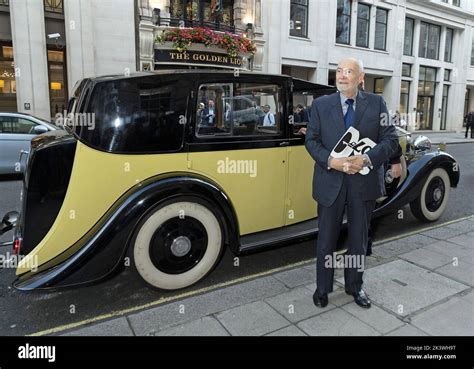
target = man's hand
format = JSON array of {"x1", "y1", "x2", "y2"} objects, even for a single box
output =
[
  {"x1": 329, "y1": 157, "x2": 363, "y2": 174},
  {"x1": 348, "y1": 155, "x2": 365, "y2": 169},
  {"x1": 391, "y1": 163, "x2": 402, "y2": 178}
]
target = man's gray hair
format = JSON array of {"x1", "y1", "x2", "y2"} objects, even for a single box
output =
[{"x1": 347, "y1": 57, "x2": 364, "y2": 73}]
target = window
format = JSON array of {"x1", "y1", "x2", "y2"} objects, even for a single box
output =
[
  {"x1": 48, "y1": 49, "x2": 68, "y2": 117},
  {"x1": 419, "y1": 22, "x2": 441, "y2": 60},
  {"x1": 356, "y1": 3, "x2": 370, "y2": 48},
  {"x1": 444, "y1": 69, "x2": 451, "y2": 81},
  {"x1": 0, "y1": 43, "x2": 17, "y2": 112},
  {"x1": 290, "y1": 0, "x2": 308, "y2": 38},
  {"x1": 374, "y1": 78, "x2": 384, "y2": 95},
  {"x1": 445, "y1": 28, "x2": 453, "y2": 62},
  {"x1": 0, "y1": 117, "x2": 37, "y2": 134},
  {"x1": 336, "y1": 0, "x2": 351, "y2": 44},
  {"x1": 440, "y1": 85, "x2": 449, "y2": 130},
  {"x1": 402, "y1": 63, "x2": 411, "y2": 77},
  {"x1": 404, "y1": 18, "x2": 414, "y2": 56},
  {"x1": 400, "y1": 81, "x2": 410, "y2": 114},
  {"x1": 452, "y1": 0, "x2": 460, "y2": 6},
  {"x1": 169, "y1": 0, "x2": 234, "y2": 30},
  {"x1": 44, "y1": 0, "x2": 63, "y2": 13},
  {"x1": 471, "y1": 37, "x2": 474, "y2": 66},
  {"x1": 374, "y1": 8, "x2": 388, "y2": 51},
  {"x1": 82, "y1": 77, "x2": 188, "y2": 153},
  {"x1": 196, "y1": 82, "x2": 282, "y2": 137}
]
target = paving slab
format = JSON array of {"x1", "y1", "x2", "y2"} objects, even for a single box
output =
[
  {"x1": 296, "y1": 308, "x2": 380, "y2": 336},
  {"x1": 215, "y1": 301, "x2": 290, "y2": 336},
  {"x1": 399, "y1": 248, "x2": 453, "y2": 270},
  {"x1": 303, "y1": 284, "x2": 353, "y2": 306},
  {"x1": 385, "y1": 324, "x2": 428, "y2": 336},
  {"x1": 341, "y1": 303, "x2": 405, "y2": 334},
  {"x1": 410, "y1": 295, "x2": 474, "y2": 336},
  {"x1": 425, "y1": 240, "x2": 473, "y2": 258},
  {"x1": 337, "y1": 260, "x2": 469, "y2": 317},
  {"x1": 273, "y1": 267, "x2": 316, "y2": 288},
  {"x1": 447, "y1": 233, "x2": 474, "y2": 248},
  {"x1": 373, "y1": 239, "x2": 423, "y2": 259},
  {"x1": 265, "y1": 286, "x2": 336, "y2": 323},
  {"x1": 434, "y1": 261, "x2": 474, "y2": 286},
  {"x1": 445, "y1": 220, "x2": 474, "y2": 233},
  {"x1": 153, "y1": 316, "x2": 229, "y2": 336},
  {"x1": 420, "y1": 226, "x2": 466, "y2": 241},
  {"x1": 61, "y1": 317, "x2": 134, "y2": 336},
  {"x1": 128, "y1": 276, "x2": 288, "y2": 335},
  {"x1": 265, "y1": 325, "x2": 307, "y2": 336}
]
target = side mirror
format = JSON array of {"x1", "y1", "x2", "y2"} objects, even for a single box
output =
[
  {"x1": 33, "y1": 125, "x2": 48, "y2": 134},
  {"x1": 0, "y1": 211, "x2": 19, "y2": 236}
]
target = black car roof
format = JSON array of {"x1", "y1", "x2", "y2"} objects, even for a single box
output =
[{"x1": 90, "y1": 69, "x2": 334, "y2": 90}]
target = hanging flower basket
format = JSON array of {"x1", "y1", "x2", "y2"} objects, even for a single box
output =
[{"x1": 155, "y1": 27, "x2": 256, "y2": 58}]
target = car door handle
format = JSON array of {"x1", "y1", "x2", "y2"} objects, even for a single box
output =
[
  {"x1": 279, "y1": 141, "x2": 290, "y2": 147},
  {"x1": 19, "y1": 150, "x2": 29, "y2": 162}
]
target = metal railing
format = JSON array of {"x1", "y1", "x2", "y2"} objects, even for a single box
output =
[{"x1": 156, "y1": 16, "x2": 237, "y2": 34}]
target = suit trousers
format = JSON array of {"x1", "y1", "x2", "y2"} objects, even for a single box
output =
[{"x1": 315, "y1": 174, "x2": 376, "y2": 295}]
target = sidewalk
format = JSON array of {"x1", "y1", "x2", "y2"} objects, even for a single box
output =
[
  {"x1": 413, "y1": 131, "x2": 474, "y2": 145},
  {"x1": 59, "y1": 216, "x2": 474, "y2": 337}
]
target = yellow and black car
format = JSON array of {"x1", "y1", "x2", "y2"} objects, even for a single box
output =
[{"x1": 0, "y1": 70, "x2": 460, "y2": 291}]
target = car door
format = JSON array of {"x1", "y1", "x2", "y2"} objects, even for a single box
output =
[{"x1": 0, "y1": 116, "x2": 38, "y2": 175}]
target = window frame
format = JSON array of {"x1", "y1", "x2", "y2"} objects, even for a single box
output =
[
  {"x1": 193, "y1": 80, "x2": 287, "y2": 142},
  {"x1": 290, "y1": 0, "x2": 309, "y2": 38},
  {"x1": 445, "y1": 28, "x2": 453, "y2": 63},
  {"x1": 419, "y1": 21, "x2": 441, "y2": 60},
  {"x1": 404, "y1": 17, "x2": 414, "y2": 56},
  {"x1": 335, "y1": 0, "x2": 352, "y2": 45},
  {"x1": 374, "y1": 7, "x2": 388, "y2": 51},
  {"x1": 356, "y1": 2, "x2": 371, "y2": 48}
]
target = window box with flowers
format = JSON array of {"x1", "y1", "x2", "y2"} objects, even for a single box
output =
[{"x1": 154, "y1": 27, "x2": 256, "y2": 58}]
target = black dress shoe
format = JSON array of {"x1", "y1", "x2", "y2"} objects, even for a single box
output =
[
  {"x1": 313, "y1": 290, "x2": 328, "y2": 308},
  {"x1": 346, "y1": 289, "x2": 371, "y2": 308}
]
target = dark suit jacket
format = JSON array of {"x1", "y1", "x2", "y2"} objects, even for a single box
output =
[
  {"x1": 202, "y1": 107, "x2": 216, "y2": 126},
  {"x1": 305, "y1": 91, "x2": 398, "y2": 207}
]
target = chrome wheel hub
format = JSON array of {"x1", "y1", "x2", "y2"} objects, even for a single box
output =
[
  {"x1": 170, "y1": 236, "x2": 192, "y2": 257},
  {"x1": 433, "y1": 188, "x2": 442, "y2": 202}
]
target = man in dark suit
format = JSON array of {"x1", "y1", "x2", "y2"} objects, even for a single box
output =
[
  {"x1": 305, "y1": 58, "x2": 398, "y2": 309},
  {"x1": 202, "y1": 99, "x2": 216, "y2": 126},
  {"x1": 464, "y1": 109, "x2": 474, "y2": 139}
]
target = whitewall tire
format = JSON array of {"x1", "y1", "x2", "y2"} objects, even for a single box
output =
[
  {"x1": 410, "y1": 168, "x2": 450, "y2": 222},
  {"x1": 133, "y1": 200, "x2": 223, "y2": 290}
]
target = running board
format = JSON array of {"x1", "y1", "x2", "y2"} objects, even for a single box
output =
[
  {"x1": 238, "y1": 218, "x2": 318, "y2": 254},
  {"x1": 239, "y1": 213, "x2": 350, "y2": 255}
]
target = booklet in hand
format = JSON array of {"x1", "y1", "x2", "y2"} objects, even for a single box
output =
[{"x1": 330, "y1": 126, "x2": 376, "y2": 175}]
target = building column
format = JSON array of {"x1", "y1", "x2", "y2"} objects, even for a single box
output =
[
  {"x1": 64, "y1": 0, "x2": 95, "y2": 95},
  {"x1": 10, "y1": 0, "x2": 50, "y2": 120}
]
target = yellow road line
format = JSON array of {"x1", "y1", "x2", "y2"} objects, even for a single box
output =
[{"x1": 29, "y1": 215, "x2": 473, "y2": 336}]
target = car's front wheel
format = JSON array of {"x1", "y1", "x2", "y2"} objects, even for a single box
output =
[
  {"x1": 132, "y1": 199, "x2": 224, "y2": 290},
  {"x1": 410, "y1": 168, "x2": 450, "y2": 222}
]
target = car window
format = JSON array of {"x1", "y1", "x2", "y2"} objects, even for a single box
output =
[
  {"x1": 0, "y1": 116, "x2": 37, "y2": 134},
  {"x1": 196, "y1": 82, "x2": 282, "y2": 138}
]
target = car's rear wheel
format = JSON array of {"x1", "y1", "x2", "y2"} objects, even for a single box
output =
[
  {"x1": 132, "y1": 199, "x2": 224, "y2": 290},
  {"x1": 410, "y1": 168, "x2": 450, "y2": 222}
]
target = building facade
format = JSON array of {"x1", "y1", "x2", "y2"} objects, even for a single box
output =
[
  {"x1": 0, "y1": 0, "x2": 136, "y2": 120},
  {"x1": 1, "y1": 0, "x2": 473, "y2": 132}
]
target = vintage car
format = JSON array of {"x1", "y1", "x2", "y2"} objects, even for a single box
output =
[{"x1": 0, "y1": 70, "x2": 460, "y2": 291}]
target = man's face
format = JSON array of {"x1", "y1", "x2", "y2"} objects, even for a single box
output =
[
  {"x1": 336, "y1": 59, "x2": 364, "y2": 97},
  {"x1": 263, "y1": 105, "x2": 270, "y2": 113},
  {"x1": 208, "y1": 100, "x2": 214, "y2": 108}
]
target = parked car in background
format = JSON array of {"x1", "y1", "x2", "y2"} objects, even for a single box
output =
[{"x1": 0, "y1": 112, "x2": 58, "y2": 177}]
